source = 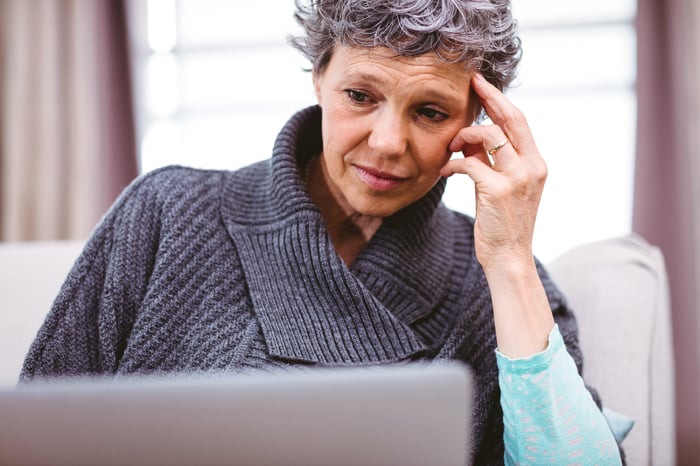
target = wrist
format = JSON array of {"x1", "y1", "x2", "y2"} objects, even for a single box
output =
[
  {"x1": 482, "y1": 255, "x2": 555, "y2": 359},
  {"x1": 481, "y1": 253, "x2": 537, "y2": 282}
]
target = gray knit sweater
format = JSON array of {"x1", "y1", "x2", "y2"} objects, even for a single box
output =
[{"x1": 21, "y1": 106, "x2": 585, "y2": 464}]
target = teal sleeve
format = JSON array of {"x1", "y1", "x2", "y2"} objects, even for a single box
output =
[{"x1": 496, "y1": 325, "x2": 622, "y2": 465}]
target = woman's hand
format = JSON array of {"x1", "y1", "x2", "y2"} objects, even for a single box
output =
[
  {"x1": 440, "y1": 72, "x2": 546, "y2": 272},
  {"x1": 441, "y1": 72, "x2": 554, "y2": 358}
]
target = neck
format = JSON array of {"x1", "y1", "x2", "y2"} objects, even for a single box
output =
[{"x1": 306, "y1": 155, "x2": 382, "y2": 265}]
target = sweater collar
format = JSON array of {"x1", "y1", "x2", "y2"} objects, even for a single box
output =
[{"x1": 220, "y1": 106, "x2": 455, "y2": 365}]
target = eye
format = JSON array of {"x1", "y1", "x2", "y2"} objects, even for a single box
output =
[
  {"x1": 417, "y1": 107, "x2": 448, "y2": 122},
  {"x1": 345, "y1": 89, "x2": 374, "y2": 104}
]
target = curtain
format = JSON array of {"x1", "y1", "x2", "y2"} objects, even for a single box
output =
[
  {"x1": 0, "y1": 0, "x2": 138, "y2": 241},
  {"x1": 634, "y1": 0, "x2": 700, "y2": 462}
]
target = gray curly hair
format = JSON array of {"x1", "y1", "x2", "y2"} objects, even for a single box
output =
[{"x1": 289, "y1": 0, "x2": 521, "y2": 93}]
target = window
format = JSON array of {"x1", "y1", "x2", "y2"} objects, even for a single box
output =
[{"x1": 128, "y1": 0, "x2": 637, "y2": 261}]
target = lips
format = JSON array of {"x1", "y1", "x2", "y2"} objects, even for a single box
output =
[{"x1": 353, "y1": 164, "x2": 408, "y2": 191}]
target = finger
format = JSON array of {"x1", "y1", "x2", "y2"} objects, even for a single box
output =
[
  {"x1": 440, "y1": 154, "x2": 495, "y2": 182},
  {"x1": 453, "y1": 141, "x2": 483, "y2": 158},
  {"x1": 449, "y1": 125, "x2": 507, "y2": 153},
  {"x1": 449, "y1": 125, "x2": 519, "y2": 168},
  {"x1": 485, "y1": 138, "x2": 512, "y2": 166},
  {"x1": 472, "y1": 73, "x2": 537, "y2": 154}
]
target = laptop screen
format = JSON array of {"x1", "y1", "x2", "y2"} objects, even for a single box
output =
[{"x1": 0, "y1": 362, "x2": 472, "y2": 466}]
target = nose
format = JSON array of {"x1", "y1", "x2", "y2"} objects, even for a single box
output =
[{"x1": 367, "y1": 109, "x2": 408, "y2": 158}]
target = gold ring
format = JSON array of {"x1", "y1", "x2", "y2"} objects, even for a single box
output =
[{"x1": 487, "y1": 139, "x2": 510, "y2": 156}]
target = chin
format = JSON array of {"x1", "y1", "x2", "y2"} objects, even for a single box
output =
[{"x1": 349, "y1": 195, "x2": 408, "y2": 219}]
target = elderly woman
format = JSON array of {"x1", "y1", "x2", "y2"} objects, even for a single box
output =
[{"x1": 22, "y1": 0, "x2": 623, "y2": 463}]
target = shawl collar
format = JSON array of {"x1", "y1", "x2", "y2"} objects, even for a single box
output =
[{"x1": 220, "y1": 106, "x2": 456, "y2": 365}]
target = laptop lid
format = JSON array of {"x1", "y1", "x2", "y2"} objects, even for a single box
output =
[{"x1": 0, "y1": 362, "x2": 472, "y2": 466}]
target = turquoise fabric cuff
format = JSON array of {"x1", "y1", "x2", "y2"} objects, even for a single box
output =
[
  {"x1": 495, "y1": 324, "x2": 562, "y2": 375},
  {"x1": 603, "y1": 407, "x2": 635, "y2": 443},
  {"x1": 497, "y1": 324, "x2": 622, "y2": 464}
]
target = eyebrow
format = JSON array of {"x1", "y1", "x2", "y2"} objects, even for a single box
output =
[
  {"x1": 343, "y1": 72, "x2": 388, "y2": 87},
  {"x1": 419, "y1": 89, "x2": 462, "y2": 104},
  {"x1": 342, "y1": 72, "x2": 462, "y2": 104}
]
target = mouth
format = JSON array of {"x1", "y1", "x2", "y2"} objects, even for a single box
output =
[{"x1": 353, "y1": 164, "x2": 409, "y2": 192}]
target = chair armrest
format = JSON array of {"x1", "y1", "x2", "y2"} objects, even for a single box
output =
[
  {"x1": 0, "y1": 241, "x2": 84, "y2": 386},
  {"x1": 548, "y1": 234, "x2": 675, "y2": 465}
]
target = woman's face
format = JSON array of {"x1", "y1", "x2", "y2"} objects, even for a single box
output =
[{"x1": 313, "y1": 46, "x2": 475, "y2": 218}]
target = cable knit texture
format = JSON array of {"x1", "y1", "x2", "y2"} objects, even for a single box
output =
[{"x1": 21, "y1": 106, "x2": 586, "y2": 464}]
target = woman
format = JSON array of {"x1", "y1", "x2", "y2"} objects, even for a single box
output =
[{"x1": 22, "y1": 0, "x2": 623, "y2": 463}]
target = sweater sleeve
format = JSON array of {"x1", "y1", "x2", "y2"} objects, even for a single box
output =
[
  {"x1": 497, "y1": 325, "x2": 621, "y2": 465},
  {"x1": 19, "y1": 170, "x2": 165, "y2": 380}
]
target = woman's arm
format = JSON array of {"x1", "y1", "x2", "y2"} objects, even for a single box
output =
[
  {"x1": 441, "y1": 73, "x2": 621, "y2": 460},
  {"x1": 441, "y1": 72, "x2": 554, "y2": 358},
  {"x1": 498, "y1": 325, "x2": 621, "y2": 464},
  {"x1": 20, "y1": 171, "x2": 163, "y2": 380}
]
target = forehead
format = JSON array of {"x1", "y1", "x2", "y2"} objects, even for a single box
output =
[{"x1": 323, "y1": 46, "x2": 472, "y2": 94}]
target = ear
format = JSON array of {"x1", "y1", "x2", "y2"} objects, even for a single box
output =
[{"x1": 312, "y1": 71, "x2": 323, "y2": 106}]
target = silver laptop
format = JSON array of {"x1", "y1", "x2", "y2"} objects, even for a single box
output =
[{"x1": 0, "y1": 362, "x2": 472, "y2": 466}]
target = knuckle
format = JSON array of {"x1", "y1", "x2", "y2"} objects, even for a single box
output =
[
  {"x1": 485, "y1": 125, "x2": 504, "y2": 141},
  {"x1": 533, "y1": 162, "x2": 548, "y2": 183},
  {"x1": 510, "y1": 107, "x2": 527, "y2": 124},
  {"x1": 512, "y1": 170, "x2": 529, "y2": 187},
  {"x1": 504, "y1": 108, "x2": 528, "y2": 130}
]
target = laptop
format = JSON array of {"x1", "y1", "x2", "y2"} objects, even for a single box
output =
[{"x1": 0, "y1": 362, "x2": 472, "y2": 466}]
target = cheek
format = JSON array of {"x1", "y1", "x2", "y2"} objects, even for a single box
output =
[
  {"x1": 324, "y1": 109, "x2": 367, "y2": 155},
  {"x1": 413, "y1": 132, "x2": 454, "y2": 171}
]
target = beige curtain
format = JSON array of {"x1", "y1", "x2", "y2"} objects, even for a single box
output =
[
  {"x1": 634, "y1": 0, "x2": 700, "y2": 461},
  {"x1": 0, "y1": 0, "x2": 138, "y2": 241}
]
